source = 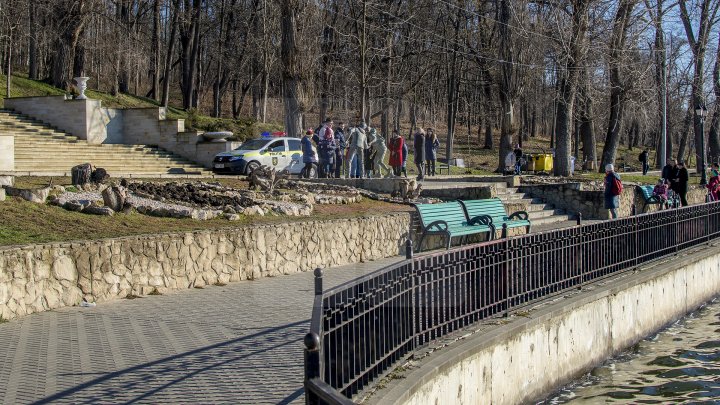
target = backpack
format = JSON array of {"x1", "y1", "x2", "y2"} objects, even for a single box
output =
[
  {"x1": 638, "y1": 152, "x2": 644, "y2": 161},
  {"x1": 610, "y1": 175, "x2": 623, "y2": 196}
]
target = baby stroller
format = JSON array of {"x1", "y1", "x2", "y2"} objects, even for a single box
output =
[{"x1": 667, "y1": 189, "x2": 680, "y2": 208}]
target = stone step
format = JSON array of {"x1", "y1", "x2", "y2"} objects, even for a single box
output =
[
  {"x1": 530, "y1": 214, "x2": 573, "y2": 226},
  {"x1": 527, "y1": 209, "x2": 563, "y2": 219},
  {"x1": 526, "y1": 203, "x2": 555, "y2": 212}
]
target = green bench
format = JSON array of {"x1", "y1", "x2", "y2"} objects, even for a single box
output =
[
  {"x1": 413, "y1": 201, "x2": 494, "y2": 252},
  {"x1": 460, "y1": 198, "x2": 531, "y2": 235},
  {"x1": 637, "y1": 185, "x2": 668, "y2": 212}
]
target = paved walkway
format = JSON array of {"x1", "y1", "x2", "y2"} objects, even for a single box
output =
[{"x1": 0, "y1": 256, "x2": 403, "y2": 405}]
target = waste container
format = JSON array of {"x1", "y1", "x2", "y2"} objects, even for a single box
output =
[
  {"x1": 526, "y1": 155, "x2": 536, "y2": 172},
  {"x1": 535, "y1": 154, "x2": 553, "y2": 172}
]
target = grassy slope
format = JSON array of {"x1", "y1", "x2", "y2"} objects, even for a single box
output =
[{"x1": 0, "y1": 74, "x2": 282, "y2": 140}]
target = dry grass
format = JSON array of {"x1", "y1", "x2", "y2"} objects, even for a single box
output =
[{"x1": 0, "y1": 178, "x2": 411, "y2": 247}]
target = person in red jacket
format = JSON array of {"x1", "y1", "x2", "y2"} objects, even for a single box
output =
[{"x1": 388, "y1": 130, "x2": 404, "y2": 176}]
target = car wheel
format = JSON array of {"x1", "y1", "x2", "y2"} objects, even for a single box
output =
[
  {"x1": 245, "y1": 161, "x2": 260, "y2": 175},
  {"x1": 308, "y1": 164, "x2": 318, "y2": 179}
]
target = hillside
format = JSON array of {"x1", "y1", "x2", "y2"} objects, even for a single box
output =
[{"x1": 0, "y1": 74, "x2": 283, "y2": 141}]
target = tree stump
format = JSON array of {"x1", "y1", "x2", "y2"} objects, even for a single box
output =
[{"x1": 71, "y1": 163, "x2": 93, "y2": 186}]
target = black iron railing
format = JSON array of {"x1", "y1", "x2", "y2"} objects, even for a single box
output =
[{"x1": 304, "y1": 202, "x2": 720, "y2": 404}]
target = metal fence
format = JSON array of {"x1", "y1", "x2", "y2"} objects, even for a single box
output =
[{"x1": 304, "y1": 202, "x2": 720, "y2": 404}]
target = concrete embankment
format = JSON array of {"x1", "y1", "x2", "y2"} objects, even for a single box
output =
[{"x1": 372, "y1": 242, "x2": 720, "y2": 405}]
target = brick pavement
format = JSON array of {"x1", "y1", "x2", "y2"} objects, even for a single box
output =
[{"x1": 0, "y1": 256, "x2": 403, "y2": 405}]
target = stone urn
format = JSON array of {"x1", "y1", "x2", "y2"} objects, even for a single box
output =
[
  {"x1": 203, "y1": 131, "x2": 233, "y2": 142},
  {"x1": 73, "y1": 77, "x2": 90, "y2": 100}
]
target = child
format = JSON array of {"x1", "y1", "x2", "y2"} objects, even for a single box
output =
[{"x1": 652, "y1": 179, "x2": 669, "y2": 208}]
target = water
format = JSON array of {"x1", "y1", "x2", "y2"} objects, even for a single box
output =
[{"x1": 542, "y1": 299, "x2": 720, "y2": 404}]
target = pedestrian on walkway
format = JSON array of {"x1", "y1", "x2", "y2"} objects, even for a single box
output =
[
  {"x1": 425, "y1": 129, "x2": 440, "y2": 176},
  {"x1": 707, "y1": 163, "x2": 720, "y2": 201},
  {"x1": 676, "y1": 161, "x2": 689, "y2": 206},
  {"x1": 661, "y1": 159, "x2": 676, "y2": 182},
  {"x1": 401, "y1": 137, "x2": 409, "y2": 177},
  {"x1": 370, "y1": 129, "x2": 391, "y2": 178},
  {"x1": 513, "y1": 144, "x2": 523, "y2": 175},
  {"x1": 413, "y1": 128, "x2": 426, "y2": 180},
  {"x1": 345, "y1": 122, "x2": 368, "y2": 178},
  {"x1": 639, "y1": 149, "x2": 649, "y2": 175},
  {"x1": 388, "y1": 130, "x2": 404, "y2": 176},
  {"x1": 334, "y1": 122, "x2": 346, "y2": 178},
  {"x1": 604, "y1": 164, "x2": 622, "y2": 219},
  {"x1": 301, "y1": 129, "x2": 317, "y2": 178}
]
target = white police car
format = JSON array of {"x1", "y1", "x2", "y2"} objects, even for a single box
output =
[{"x1": 212, "y1": 133, "x2": 314, "y2": 176}]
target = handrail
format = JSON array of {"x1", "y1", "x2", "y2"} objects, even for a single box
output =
[{"x1": 304, "y1": 201, "x2": 720, "y2": 404}]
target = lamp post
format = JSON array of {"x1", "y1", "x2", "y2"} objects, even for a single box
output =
[{"x1": 696, "y1": 104, "x2": 708, "y2": 185}]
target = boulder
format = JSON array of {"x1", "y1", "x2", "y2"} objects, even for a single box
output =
[
  {"x1": 102, "y1": 186, "x2": 128, "y2": 211},
  {"x1": 82, "y1": 206, "x2": 114, "y2": 216},
  {"x1": 0, "y1": 175, "x2": 13, "y2": 187},
  {"x1": 4, "y1": 186, "x2": 51, "y2": 203},
  {"x1": 90, "y1": 168, "x2": 110, "y2": 184}
]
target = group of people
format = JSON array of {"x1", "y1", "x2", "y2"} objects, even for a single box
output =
[
  {"x1": 300, "y1": 118, "x2": 441, "y2": 180},
  {"x1": 659, "y1": 159, "x2": 690, "y2": 206}
]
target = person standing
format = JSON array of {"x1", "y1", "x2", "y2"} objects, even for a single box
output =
[
  {"x1": 334, "y1": 122, "x2": 346, "y2": 178},
  {"x1": 639, "y1": 149, "x2": 649, "y2": 175},
  {"x1": 676, "y1": 161, "x2": 689, "y2": 206},
  {"x1": 401, "y1": 136, "x2": 409, "y2": 177},
  {"x1": 661, "y1": 159, "x2": 676, "y2": 182},
  {"x1": 413, "y1": 129, "x2": 426, "y2": 180},
  {"x1": 513, "y1": 144, "x2": 523, "y2": 175},
  {"x1": 345, "y1": 122, "x2": 368, "y2": 178},
  {"x1": 317, "y1": 131, "x2": 336, "y2": 178},
  {"x1": 707, "y1": 163, "x2": 720, "y2": 201},
  {"x1": 388, "y1": 130, "x2": 404, "y2": 176},
  {"x1": 301, "y1": 129, "x2": 317, "y2": 178},
  {"x1": 604, "y1": 164, "x2": 622, "y2": 219},
  {"x1": 370, "y1": 129, "x2": 391, "y2": 178},
  {"x1": 425, "y1": 129, "x2": 440, "y2": 176}
]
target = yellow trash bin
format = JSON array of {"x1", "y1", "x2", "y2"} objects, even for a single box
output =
[{"x1": 536, "y1": 154, "x2": 553, "y2": 172}]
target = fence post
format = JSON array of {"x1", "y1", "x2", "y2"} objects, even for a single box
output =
[
  {"x1": 406, "y1": 239, "x2": 413, "y2": 259},
  {"x1": 577, "y1": 214, "x2": 583, "y2": 290},
  {"x1": 314, "y1": 268, "x2": 323, "y2": 295},
  {"x1": 304, "y1": 332, "x2": 321, "y2": 405},
  {"x1": 503, "y1": 223, "x2": 510, "y2": 317},
  {"x1": 631, "y1": 204, "x2": 637, "y2": 216}
]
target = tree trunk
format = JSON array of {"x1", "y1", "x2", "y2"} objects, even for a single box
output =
[
  {"x1": 28, "y1": 0, "x2": 38, "y2": 80},
  {"x1": 280, "y1": 0, "x2": 304, "y2": 137},
  {"x1": 555, "y1": 0, "x2": 589, "y2": 176},
  {"x1": 151, "y1": 0, "x2": 161, "y2": 101},
  {"x1": 599, "y1": 0, "x2": 636, "y2": 171},
  {"x1": 161, "y1": 0, "x2": 179, "y2": 108}
]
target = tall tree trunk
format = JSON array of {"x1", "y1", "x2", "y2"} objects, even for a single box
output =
[
  {"x1": 280, "y1": 0, "x2": 304, "y2": 137},
  {"x1": 708, "y1": 31, "x2": 720, "y2": 164},
  {"x1": 679, "y1": 0, "x2": 718, "y2": 172},
  {"x1": 28, "y1": 0, "x2": 38, "y2": 80},
  {"x1": 496, "y1": 0, "x2": 516, "y2": 172},
  {"x1": 555, "y1": 0, "x2": 589, "y2": 176},
  {"x1": 162, "y1": 0, "x2": 180, "y2": 108},
  {"x1": 677, "y1": 105, "x2": 693, "y2": 162},
  {"x1": 151, "y1": 0, "x2": 161, "y2": 101},
  {"x1": 599, "y1": 0, "x2": 636, "y2": 171}
]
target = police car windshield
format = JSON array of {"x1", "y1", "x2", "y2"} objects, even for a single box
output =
[{"x1": 236, "y1": 139, "x2": 272, "y2": 151}]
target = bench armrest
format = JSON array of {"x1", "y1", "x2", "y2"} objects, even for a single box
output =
[
  {"x1": 425, "y1": 220, "x2": 449, "y2": 232},
  {"x1": 468, "y1": 214, "x2": 493, "y2": 227},
  {"x1": 508, "y1": 211, "x2": 529, "y2": 221}
]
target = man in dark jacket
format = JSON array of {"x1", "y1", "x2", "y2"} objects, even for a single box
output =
[
  {"x1": 334, "y1": 122, "x2": 346, "y2": 178},
  {"x1": 413, "y1": 129, "x2": 426, "y2": 180},
  {"x1": 676, "y1": 161, "x2": 689, "y2": 206},
  {"x1": 661, "y1": 159, "x2": 676, "y2": 182},
  {"x1": 639, "y1": 149, "x2": 649, "y2": 175}
]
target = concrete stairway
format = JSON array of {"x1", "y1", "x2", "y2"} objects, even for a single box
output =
[
  {"x1": 0, "y1": 109, "x2": 211, "y2": 176},
  {"x1": 493, "y1": 182, "x2": 573, "y2": 227}
]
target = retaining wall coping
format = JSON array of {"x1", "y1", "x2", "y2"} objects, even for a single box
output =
[
  {"x1": 0, "y1": 211, "x2": 411, "y2": 253},
  {"x1": 373, "y1": 242, "x2": 720, "y2": 405}
]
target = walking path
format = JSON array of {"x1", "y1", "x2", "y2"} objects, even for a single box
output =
[{"x1": 0, "y1": 256, "x2": 403, "y2": 405}]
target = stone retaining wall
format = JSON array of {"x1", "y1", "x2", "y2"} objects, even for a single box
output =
[
  {"x1": 520, "y1": 183, "x2": 707, "y2": 219},
  {"x1": 0, "y1": 213, "x2": 411, "y2": 320}
]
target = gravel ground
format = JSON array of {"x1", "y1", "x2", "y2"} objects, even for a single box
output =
[{"x1": 56, "y1": 191, "x2": 198, "y2": 213}]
